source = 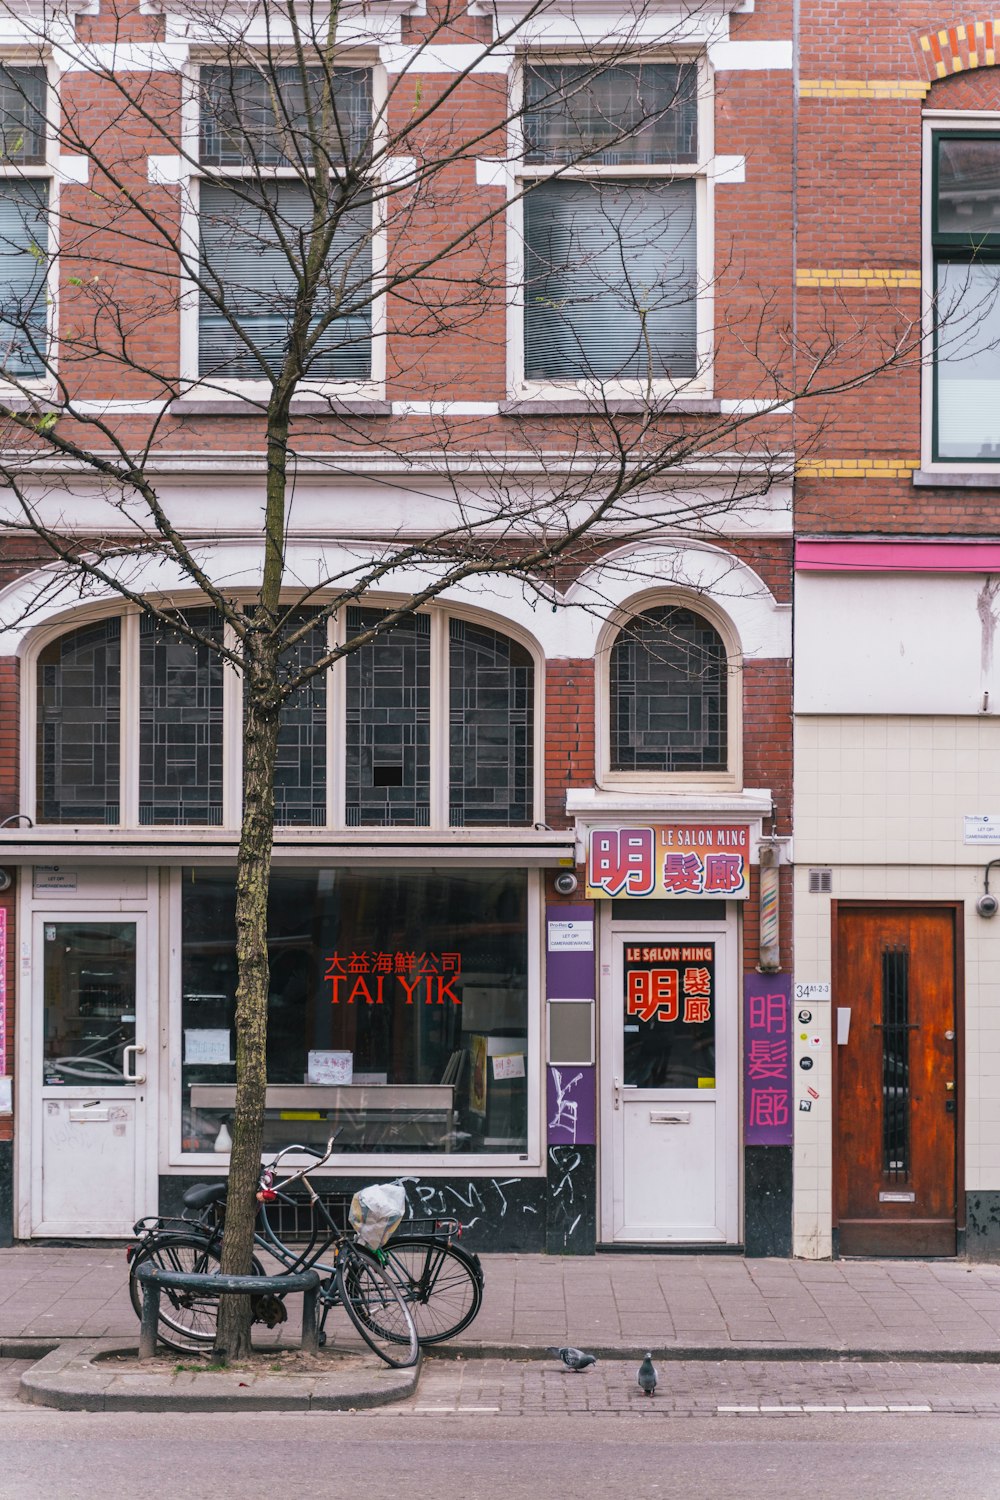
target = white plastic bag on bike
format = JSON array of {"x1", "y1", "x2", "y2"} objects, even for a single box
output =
[{"x1": 349, "y1": 1183, "x2": 406, "y2": 1249}]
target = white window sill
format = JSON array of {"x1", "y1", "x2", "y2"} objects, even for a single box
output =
[
  {"x1": 169, "y1": 396, "x2": 391, "y2": 417},
  {"x1": 914, "y1": 467, "x2": 1000, "y2": 488}
]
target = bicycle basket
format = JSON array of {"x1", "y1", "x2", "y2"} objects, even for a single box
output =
[{"x1": 349, "y1": 1183, "x2": 406, "y2": 1250}]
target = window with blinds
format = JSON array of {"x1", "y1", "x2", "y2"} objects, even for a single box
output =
[
  {"x1": 521, "y1": 63, "x2": 700, "y2": 383},
  {"x1": 198, "y1": 66, "x2": 373, "y2": 383}
]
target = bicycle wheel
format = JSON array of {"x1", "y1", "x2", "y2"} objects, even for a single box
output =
[
  {"x1": 380, "y1": 1237, "x2": 483, "y2": 1344},
  {"x1": 335, "y1": 1245, "x2": 419, "y2": 1368},
  {"x1": 129, "y1": 1233, "x2": 225, "y2": 1353}
]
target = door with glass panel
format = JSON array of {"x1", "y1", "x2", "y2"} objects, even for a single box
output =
[
  {"x1": 33, "y1": 916, "x2": 151, "y2": 1236},
  {"x1": 602, "y1": 920, "x2": 738, "y2": 1243}
]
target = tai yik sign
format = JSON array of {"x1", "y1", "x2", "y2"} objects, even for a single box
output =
[{"x1": 585, "y1": 824, "x2": 750, "y2": 899}]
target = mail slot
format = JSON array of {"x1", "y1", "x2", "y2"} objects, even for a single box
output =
[
  {"x1": 68, "y1": 1107, "x2": 111, "y2": 1123},
  {"x1": 649, "y1": 1110, "x2": 691, "y2": 1125}
]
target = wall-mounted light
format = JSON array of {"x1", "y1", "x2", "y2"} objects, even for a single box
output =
[{"x1": 978, "y1": 858, "x2": 1000, "y2": 918}]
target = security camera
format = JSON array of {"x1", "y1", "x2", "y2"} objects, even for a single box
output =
[
  {"x1": 0, "y1": 869, "x2": 10, "y2": 893},
  {"x1": 978, "y1": 892, "x2": 999, "y2": 918},
  {"x1": 553, "y1": 871, "x2": 579, "y2": 896}
]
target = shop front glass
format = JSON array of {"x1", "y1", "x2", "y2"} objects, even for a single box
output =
[{"x1": 180, "y1": 867, "x2": 529, "y2": 1155}]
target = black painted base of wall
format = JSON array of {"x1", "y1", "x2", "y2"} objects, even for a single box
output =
[
  {"x1": 162, "y1": 1152, "x2": 599, "y2": 1256},
  {"x1": 743, "y1": 1146, "x2": 792, "y2": 1257},
  {"x1": 0, "y1": 1141, "x2": 11, "y2": 1248},
  {"x1": 965, "y1": 1193, "x2": 1000, "y2": 1260}
]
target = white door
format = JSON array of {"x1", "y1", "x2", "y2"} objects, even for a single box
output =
[
  {"x1": 31, "y1": 914, "x2": 152, "y2": 1236},
  {"x1": 601, "y1": 917, "x2": 738, "y2": 1244}
]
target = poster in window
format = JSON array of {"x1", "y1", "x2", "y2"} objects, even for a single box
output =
[
  {"x1": 622, "y1": 942, "x2": 716, "y2": 1089},
  {"x1": 469, "y1": 1033, "x2": 488, "y2": 1115}
]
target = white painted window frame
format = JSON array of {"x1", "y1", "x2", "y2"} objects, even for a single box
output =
[
  {"x1": 921, "y1": 109, "x2": 1000, "y2": 477},
  {"x1": 0, "y1": 54, "x2": 59, "y2": 399},
  {"x1": 593, "y1": 587, "x2": 743, "y2": 792},
  {"x1": 507, "y1": 49, "x2": 715, "y2": 402},
  {"x1": 21, "y1": 595, "x2": 546, "y2": 831},
  {"x1": 178, "y1": 53, "x2": 388, "y2": 403}
]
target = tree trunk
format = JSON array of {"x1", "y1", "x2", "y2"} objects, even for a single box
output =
[{"x1": 213, "y1": 639, "x2": 281, "y2": 1362}]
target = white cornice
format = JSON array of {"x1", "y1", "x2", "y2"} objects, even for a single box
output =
[{"x1": 467, "y1": 0, "x2": 751, "y2": 47}]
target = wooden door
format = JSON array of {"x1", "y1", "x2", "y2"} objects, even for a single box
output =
[{"x1": 835, "y1": 905, "x2": 958, "y2": 1256}]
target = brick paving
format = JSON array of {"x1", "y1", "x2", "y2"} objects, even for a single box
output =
[
  {"x1": 2, "y1": 1245, "x2": 1000, "y2": 1355},
  {"x1": 390, "y1": 1357, "x2": 1000, "y2": 1417}
]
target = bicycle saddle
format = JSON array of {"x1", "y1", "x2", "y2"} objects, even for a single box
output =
[{"x1": 183, "y1": 1182, "x2": 228, "y2": 1210}]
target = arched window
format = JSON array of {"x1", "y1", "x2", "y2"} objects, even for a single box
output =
[
  {"x1": 609, "y1": 604, "x2": 729, "y2": 774},
  {"x1": 34, "y1": 606, "x2": 537, "y2": 828},
  {"x1": 37, "y1": 617, "x2": 121, "y2": 824}
]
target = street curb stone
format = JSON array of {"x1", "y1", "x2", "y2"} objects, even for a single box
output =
[
  {"x1": 18, "y1": 1340, "x2": 422, "y2": 1412},
  {"x1": 436, "y1": 1343, "x2": 1000, "y2": 1364}
]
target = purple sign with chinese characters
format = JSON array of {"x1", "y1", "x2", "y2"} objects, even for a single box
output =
[{"x1": 743, "y1": 972, "x2": 792, "y2": 1146}]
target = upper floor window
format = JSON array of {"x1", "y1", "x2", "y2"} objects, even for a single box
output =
[
  {"x1": 34, "y1": 606, "x2": 537, "y2": 829},
  {"x1": 608, "y1": 604, "x2": 729, "y2": 775},
  {"x1": 197, "y1": 66, "x2": 373, "y2": 384},
  {"x1": 0, "y1": 65, "x2": 49, "y2": 381},
  {"x1": 520, "y1": 63, "x2": 700, "y2": 385},
  {"x1": 931, "y1": 132, "x2": 1000, "y2": 462}
]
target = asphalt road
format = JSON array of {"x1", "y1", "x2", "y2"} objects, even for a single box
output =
[{"x1": 0, "y1": 1408, "x2": 999, "y2": 1500}]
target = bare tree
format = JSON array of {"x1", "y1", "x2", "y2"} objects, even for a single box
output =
[{"x1": 0, "y1": 0, "x2": 921, "y2": 1357}]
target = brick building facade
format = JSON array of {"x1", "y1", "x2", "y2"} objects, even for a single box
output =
[{"x1": 0, "y1": 0, "x2": 800, "y2": 1253}]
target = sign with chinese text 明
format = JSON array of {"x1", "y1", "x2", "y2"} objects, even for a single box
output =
[
  {"x1": 623, "y1": 942, "x2": 716, "y2": 1088},
  {"x1": 587, "y1": 825, "x2": 750, "y2": 900},
  {"x1": 744, "y1": 972, "x2": 792, "y2": 1146}
]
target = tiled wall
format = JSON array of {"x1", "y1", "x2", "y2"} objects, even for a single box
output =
[{"x1": 793, "y1": 715, "x2": 1000, "y2": 1256}]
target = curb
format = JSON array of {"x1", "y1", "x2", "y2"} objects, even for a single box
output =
[
  {"x1": 429, "y1": 1343, "x2": 1000, "y2": 1365},
  {"x1": 18, "y1": 1340, "x2": 422, "y2": 1412}
]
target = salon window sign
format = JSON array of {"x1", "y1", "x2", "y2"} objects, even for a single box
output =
[
  {"x1": 744, "y1": 972, "x2": 792, "y2": 1146},
  {"x1": 325, "y1": 950, "x2": 462, "y2": 1005},
  {"x1": 586, "y1": 824, "x2": 750, "y2": 900}
]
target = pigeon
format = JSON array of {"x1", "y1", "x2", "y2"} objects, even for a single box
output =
[
  {"x1": 637, "y1": 1352, "x2": 658, "y2": 1396},
  {"x1": 547, "y1": 1345, "x2": 598, "y2": 1371}
]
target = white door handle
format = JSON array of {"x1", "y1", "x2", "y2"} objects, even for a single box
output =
[
  {"x1": 613, "y1": 1076, "x2": 622, "y2": 1111},
  {"x1": 122, "y1": 1043, "x2": 146, "y2": 1084}
]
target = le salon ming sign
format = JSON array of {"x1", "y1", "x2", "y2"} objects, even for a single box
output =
[{"x1": 585, "y1": 824, "x2": 750, "y2": 900}]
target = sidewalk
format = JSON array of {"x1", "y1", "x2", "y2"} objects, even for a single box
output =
[{"x1": 3, "y1": 1245, "x2": 1000, "y2": 1358}]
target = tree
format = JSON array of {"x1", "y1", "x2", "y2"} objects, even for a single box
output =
[{"x1": 0, "y1": 0, "x2": 920, "y2": 1357}]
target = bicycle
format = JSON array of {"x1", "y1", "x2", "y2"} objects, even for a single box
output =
[{"x1": 127, "y1": 1139, "x2": 419, "y2": 1367}]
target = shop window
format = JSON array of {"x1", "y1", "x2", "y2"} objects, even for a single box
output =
[
  {"x1": 0, "y1": 66, "x2": 49, "y2": 380},
  {"x1": 449, "y1": 619, "x2": 534, "y2": 825},
  {"x1": 139, "y1": 610, "x2": 224, "y2": 826},
  {"x1": 931, "y1": 132, "x2": 1000, "y2": 461},
  {"x1": 609, "y1": 604, "x2": 728, "y2": 773},
  {"x1": 179, "y1": 866, "x2": 529, "y2": 1157},
  {"x1": 198, "y1": 66, "x2": 373, "y2": 383},
  {"x1": 37, "y1": 617, "x2": 121, "y2": 824},
  {"x1": 520, "y1": 63, "x2": 700, "y2": 384}
]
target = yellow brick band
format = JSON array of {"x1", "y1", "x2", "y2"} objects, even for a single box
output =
[
  {"x1": 796, "y1": 268, "x2": 921, "y2": 288},
  {"x1": 796, "y1": 458, "x2": 920, "y2": 479},
  {"x1": 799, "y1": 78, "x2": 931, "y2": 99}
]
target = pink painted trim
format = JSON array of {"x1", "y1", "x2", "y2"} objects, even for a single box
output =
[{"x1": 796, "y1": 540, "x2": 1000, "y2": 573}]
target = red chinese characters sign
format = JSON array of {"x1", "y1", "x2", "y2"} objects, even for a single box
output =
[
  {"x1": 623, "y1": 943, "x2": 716, "y2": 1088},
  {"x1": 324, "y1": 950, "x2": 462, "y2": 1006},
  {"x1": 586, "y1": 825, "x2": 750, "y2": 900},
  {"x1": 743, "y1": 972, "x2": 792, "y2": 1145}
]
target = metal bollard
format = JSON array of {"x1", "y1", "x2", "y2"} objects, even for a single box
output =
[
  {"x1": 301, "y1": 1280, "x2": 319, "y2": 1353},
  {"x1": 138, "y1": 1274, "x2": 161, "y2": 1361}
]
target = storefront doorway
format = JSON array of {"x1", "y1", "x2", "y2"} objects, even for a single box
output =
[
  {"x1": 29, "y1": 913, "x2": 154, "y2": 1236},
  {"x1": 834, "y1": 902, "x2": 959, "y2": 1256},
  {"x1": 599, "y1": 911, "x2": 739, "y2": 1244}
]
